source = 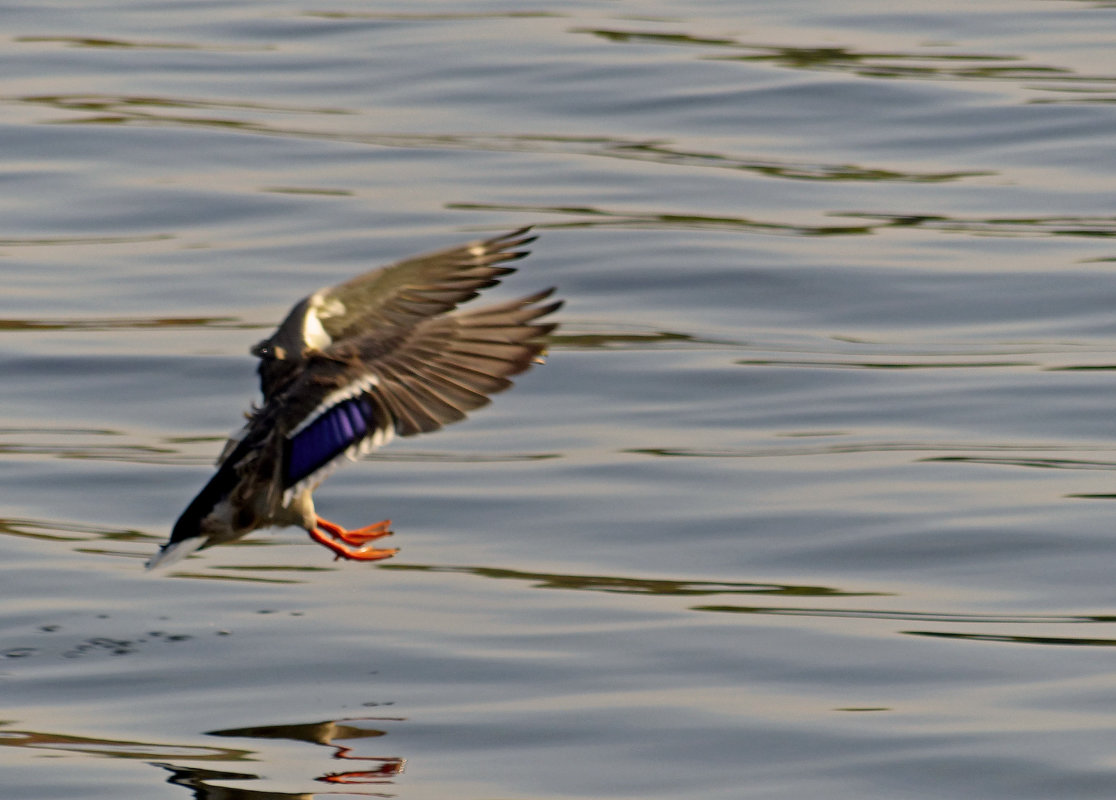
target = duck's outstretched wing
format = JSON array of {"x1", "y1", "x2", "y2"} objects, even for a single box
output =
[
  {"x1": 253, "y1": 228, "x2": 536, "y2": 399},
  {"x1": 276, "y1": 289, "x2": 561, "y2": 505},
  {"x1": 319, "y1": 227, "x2": 537, "y2": 339}
]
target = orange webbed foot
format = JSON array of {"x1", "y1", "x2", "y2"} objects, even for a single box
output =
[
  {"x1": 317, "y1": 516, "x2": 393, "y2": 545},
  {"x1": 310, "y1": 516, "x2": 397, "y2": 562}
]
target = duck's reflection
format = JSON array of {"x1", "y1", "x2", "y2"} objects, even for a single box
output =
[
  {"x1": 0, "y1": 714, "x2": 410, "y2": 798},
  {"x1": 207, "y1": 718, "x2": 405, "y2": 787},
  {"x1": 157, "y1": 763, "x2": 280, "y2": 800}
]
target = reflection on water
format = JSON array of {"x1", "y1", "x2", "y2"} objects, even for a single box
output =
[
  {"x1": 0, "y1": 233, "x2": 173, "y2": 248},
  {"x1": 549, "y1": 139, "x2": 988, "y2": 183},
  {"x1": 923, "y1": 454, "x2": 1116, "y2": 471},
  {"x1": 18, "y1": 93, "x2": 350, "y2": 119},
  {"x1": 453, "y1": 201, "x2": 1116, "y2": 239},
  {"x1": 10, "y1": 94, "x2": 987, "y2": 184},
  {"x1": 837, "y1": 212, "x2": 1116, "y2": 239},
  {"x1": 210, "y1": 719, "x2": 405, "y2": 789},
  {"x1": 159, "y1": 719, "x2": 405, "y2": 798},
  {"x1": 156, "y1": 765, "x2": 284, "y2": 800},
  {"x1": 386, "y1": 564, "x2": 1116, "y2": 647},
  {"x1": 0, "y1": 724, "x2": 249, "y2": 761},
  {"x1": 553, "y1": 329, "x2": 731, "y2": 350},
  {"x1": 16, "y1": 35, "x2": 273, "y2": 53},
  {"x1": 626, "y1": 442, "x2": 1116, "y2": 467},
  {"x1": 693, "y1": 604, "x2": 1114, "y2": 625},
  {"x1": 0, "y1": 515, "x2": 147, "y2": 545},
  {"x1": 450, "y1": 201, "x2": 880, "y2": 234},
  {"x1": 576, "y1": 25, "x2": 1116, "y2": 99},
  {"x1": 909, "y1": 631, "x2": 1116, "y2": 647},
  {"x1": 0, "y1": 429, "x2": 196, "y2": 466},
  {"x1": 0, "y1": 718, "x2": 403, "y2": 799},
  {"x1": 300, "y1": 10, "x2": 558, "y2": 21},
  {"x1": 0, "y1": 315, "x2": 243, "y2": 331},
  {"x1": 380, "y1": 562, "x2": 882, "y2": 598}
]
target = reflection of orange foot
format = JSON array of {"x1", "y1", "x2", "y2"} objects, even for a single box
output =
[
  {"x1": 319, "y1": 758, "x2": 406, "y2": 784},
  {"x1": 310, "y1": 517, "x2": 397, "y2": 562}
]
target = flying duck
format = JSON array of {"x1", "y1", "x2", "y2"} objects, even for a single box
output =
[{"x1": 147, "y1": 227, "x2": 559, "y2": 569}]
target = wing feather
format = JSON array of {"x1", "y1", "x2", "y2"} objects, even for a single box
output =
[
  {"x1": 319, "y1": 227, "x2": 536, "y2": 340},
  {"x1": 354, "y1": 290, "x2": 560, "y2": 436},
  {"x1": 253, "y1": 228, "x2": 536, "y2": 400}
]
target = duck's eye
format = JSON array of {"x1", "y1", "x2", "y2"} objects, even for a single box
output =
[{"x1": 251, "y1": 342, "x2": 285, "y2": 359}]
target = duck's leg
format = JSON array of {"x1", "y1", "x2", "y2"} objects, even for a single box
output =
[{"x1": 310, "y1": 516, "x2": 396, "y2": 561}]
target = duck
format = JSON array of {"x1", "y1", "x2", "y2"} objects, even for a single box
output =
[{"x1": 147, "y1": 227, "x2": 559, "y2": 569}]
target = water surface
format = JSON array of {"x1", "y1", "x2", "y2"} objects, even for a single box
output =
[{"x1": 5, "y1": 2, "x2": 1116, "y2": 798}]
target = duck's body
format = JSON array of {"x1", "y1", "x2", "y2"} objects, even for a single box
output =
[{"x1": 148, "y1": 228, "x2": 559, "y2": 569}]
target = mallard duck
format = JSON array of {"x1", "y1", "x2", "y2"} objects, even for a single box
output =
[{"x1": 147, "y1": 228, "x2": 559, "y2": 569}]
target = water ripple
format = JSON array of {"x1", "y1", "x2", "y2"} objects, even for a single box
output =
[
  {"x1": 576, "y1": 26, "x2": 1116, "y2": 99},
  {"x1": 0, "y1": 725, "x2": 247, "y2": 761},
  {"x1": 380, "y1": 563, "x2": 885, "y2": 598},
  {"x1": 452, "y1": 202, "x2": 1116, "y2": 239},
  {"x1": 13, "y1": 93, "x2": 984, "y2": 184}
]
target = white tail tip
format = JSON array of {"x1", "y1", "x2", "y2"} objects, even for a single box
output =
[{"x1": 146, "y1": 537, "x2": 206, "y2": 571}]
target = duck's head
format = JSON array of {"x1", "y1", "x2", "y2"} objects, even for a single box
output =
[{"x1": 252, "y1": 293, "x2": 339, "y2": 397}]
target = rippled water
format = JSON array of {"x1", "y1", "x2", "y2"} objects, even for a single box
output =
[{"x1": 5, "y1": 2, "x2": 1116, "y2": 798}]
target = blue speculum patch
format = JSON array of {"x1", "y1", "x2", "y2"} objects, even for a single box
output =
[{"x1": 285, "y1": 395, "x2": 376, "y2": 487}]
